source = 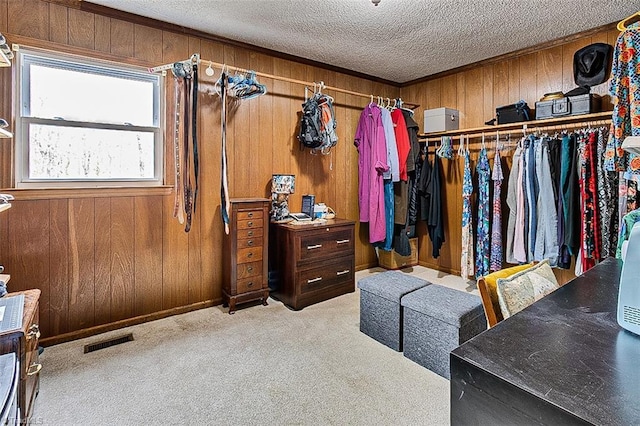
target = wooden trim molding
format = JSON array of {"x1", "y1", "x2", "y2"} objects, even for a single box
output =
[
  {"x1": 6, "y1": 33, "x2": 159, "y2": 69},
  {"x1": 3, "y1": 186, "x2": 173, "y2": 200},
  {"x1": 402, "y1": 22, "x2": 619, "y2": 86},
  {"x1": 40, "y1": 298, "x2": 220, "y2": 347}
]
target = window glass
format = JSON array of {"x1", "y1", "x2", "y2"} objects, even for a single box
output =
[
  {"x1": 28, "y1": 124, "x2": 155, "y2": 180},
  {"x1": 16, "y1": 49, "x2": 162, "y2": 187}
]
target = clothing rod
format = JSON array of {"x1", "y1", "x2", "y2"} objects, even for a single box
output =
[
  {"x1": 149, "y1": 55, "x2": 420, "y2": 109},
  {"x1": 419, "y1": 119, "x2": 611, "y2": 142}
]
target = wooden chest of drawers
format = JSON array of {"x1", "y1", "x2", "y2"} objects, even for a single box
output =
[
  {"x1": 270, "y1": 218, "x2": 355, "y2": 310},
  {"x1": 222, "y1": 199, "x2": 270, "y2": 314},
  {"x1": 0, "y1": 289, "x2": 40, "y2": 423}
]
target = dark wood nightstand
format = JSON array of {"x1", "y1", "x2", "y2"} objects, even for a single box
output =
[{"x1": 269, "y1": 218, "x2": 355, "y2": 310}]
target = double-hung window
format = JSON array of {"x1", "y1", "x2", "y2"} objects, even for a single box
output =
[{"x1": 15, "y1": 48, "x2": 163, "y2": 188}]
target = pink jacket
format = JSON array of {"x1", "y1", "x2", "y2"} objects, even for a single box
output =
[{"x1": 354, "y1": 105, "x2": 389, "y2": 243}]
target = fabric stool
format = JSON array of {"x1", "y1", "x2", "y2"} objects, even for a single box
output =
[
  {"x1": 358, "y1": 271, "x2": 429, "y2": 351},
  {"x1": 401, "y1": 284, "x2": 486, "y2": 378}
]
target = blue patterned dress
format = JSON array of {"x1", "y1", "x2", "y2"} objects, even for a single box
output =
[
  {"x1": 490, "y1": 149, "x2": 504, "y2": 271},
  {"x1": 475, "y1": 147, "x2": 491, "y2": 278},
  {"x1": 461, "y1": 150, "x2": 475, "y2": 279}
]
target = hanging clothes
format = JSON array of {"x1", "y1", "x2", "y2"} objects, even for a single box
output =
[
  {"x1": 505, "y1": 145, "x2": 522, "y2": 264},
  {"x1": 617, "y1": 208, "x2": 640, "y2": 258},
  {"x1": 461, "y1": 145, "x2": 475, "y2": 279},
  {"x1": 490, "y1": 148, "x2": 504, "y2": 271},
  {"x1": 533, "y1": 138, "x2": 558, "y2": 265},
  {"x1": 417, "y1": 143, "x2": 432, "y2": 223},
  {"x1": 524, "y1": 137, "x2": 537, "y2": 262},
  {"x1": 403, "y1": 109, "x2": 422, "y2": 171},
  {"x1": 354, "y1": 104, "x2": 389, "y2": 243},
  {"x1": 427, "y1": 155, "x2": 445, "y2": 258},
  {"x1": 380, "y1": 108, "x2": 400, "y2": 182},
  {"x1": 392, "y1": 109, "x2": 411, "y2": 227},
  {"x1": 392, "y1": 109, "x2": 411, "y2": 181},
  {"x1": 377, "y1": 106, "x2": 399, "y2": 251},
  {"x1": 475, "y1": 147, "x2": 491, "y2": 278},
  {"x1": 404, "y1": 110, "x2": 421, "y2": 227},
  {"x1": 561, "y1": 133, "x2": 581, "y2": 257},
  {"x1": 595, "y1": 128, "x2": 618, "y2": 258},
  {"x1": 604, "y1": 22, "x2": 640, "y2": 174},
  {"x1": 579, "y1": 130, "x2": 601, "y2": 271},
  {"x1": 513, "y1": 143, "x2": 528, "y2": 263}
]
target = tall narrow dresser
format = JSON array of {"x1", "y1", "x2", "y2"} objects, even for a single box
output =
[{"x1": 222, "y1": 198, "x2": 270, "y2": 314}]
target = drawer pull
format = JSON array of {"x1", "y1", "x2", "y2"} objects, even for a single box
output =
[
  {"x1": 336, "y1": 270, "x2": 350, "y2": 276},
  {"x1": 307, "y1": 277, "x2": 322, "y2": 284},
  {"x1": 248, "y1": 212, "x2": 254, "y2": 218},
  {"x1": 247, "y1": 231, "x2": 254, "y2": 237},
  {"x1": 247, "y1": 252, "x2": 253, "y2": 258},
  {"x1": 247, "y1": 266, "x2": 253, "y2": 272},
  {"x1": 27, "y1": 324, "x2": 40, "y2": 340},
  {"x1": 247, "y1": 282, "x2": 254, "y2": 288},
  {"x1": 337, "y1": 239, "x2": 350, "y2": 244},
  {"x1": 307, "y1": 244, "x2": 322, "y2": 250},
  {"x1": 247, "y1": 221, "x2": 254, "y2": 227},
  {"x1": 27, "y1": 363, "x2": 42, "y2": 376},
  {"x1": 247, "y1": 240, "x2": 254, "y2": 246}
]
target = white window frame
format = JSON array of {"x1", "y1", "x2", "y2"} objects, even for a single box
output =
[{"x1": 14, "y1": 47, "x2": 164, "y2": 188}]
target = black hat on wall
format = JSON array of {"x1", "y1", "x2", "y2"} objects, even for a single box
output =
[{"x1": 573, "y1": 42, "x2": 613, "y2": 87}]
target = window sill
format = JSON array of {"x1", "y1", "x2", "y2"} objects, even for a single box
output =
[{"x1": 1, "y1": 186, "x2": 173, "y2": 200}]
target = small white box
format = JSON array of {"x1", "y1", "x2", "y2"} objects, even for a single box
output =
[{"x1": 423, "y1": 107, "x2": 459, "y2": 133}]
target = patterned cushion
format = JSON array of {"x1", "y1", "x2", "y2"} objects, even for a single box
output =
[
  {"x1": 496, "y1": 259, "x2": 559, "y2": 319},
  {"x1": 481, "y1": 262, "x2": 535, "y2": 322}
]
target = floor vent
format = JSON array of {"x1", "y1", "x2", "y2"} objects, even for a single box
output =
[{"x1": 84, "y1": 333, "x2": 134, "y2": 354}]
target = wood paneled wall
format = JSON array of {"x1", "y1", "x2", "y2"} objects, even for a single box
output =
[
  {"x1": 400, "y1": 26, "x2": 620, "y2": 285},
  {"x1": 0, "y1": 0, "x2": 398, "y2": 344},
  {"x1": 0, "y1": 0, "x2": 621, "y2": 343}
]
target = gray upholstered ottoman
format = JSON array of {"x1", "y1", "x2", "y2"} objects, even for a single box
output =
[
  {"x1": 358, "y1": 271, "x2": 429, "y2": 351},
  {"x1": 401, "y1": 284, "x2": 486, "y2": 378}
]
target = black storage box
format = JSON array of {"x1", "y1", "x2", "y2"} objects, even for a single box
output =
[
  {"x1": 568, "y1": 93, "x2": 600, "y2": 116},
  {"x1": 496, "y1": 101, "x2": 531, "y2": 124},
  {"x1": 535, "y1": 94, "x2": 600, "y2": 120}
]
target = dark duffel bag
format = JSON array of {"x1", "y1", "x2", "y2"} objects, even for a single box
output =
[{"x1": 496, "y1": 100, "x2": 531, "y2": 125}]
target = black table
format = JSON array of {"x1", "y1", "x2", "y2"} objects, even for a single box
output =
[{"x1": 450, "y1": 258, "x2": 640, "y2": 425}]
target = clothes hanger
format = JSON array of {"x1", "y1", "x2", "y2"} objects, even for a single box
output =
[
  {"x1": 481, "y1": 132, "x2": 486, "y2": 150},
  {"x1": 618, "y1": 12, "x2": 640, "y2": 31},
  {"x1": 457, "y1": 135, "x2": 465, "y2": 158}
]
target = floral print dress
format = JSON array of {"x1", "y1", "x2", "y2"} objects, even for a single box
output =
[
  {"x1": 461, "y1": 149, "x2": 475, "y2": 279},
  {"x1": 490, "y1": 148, "x2": 504, "y2": 271},
  {"x1": 604, "y1": 22, "x2": 640, "y2": 174},
  {"x1": 475, "y1": 147, "x2": 491, "y2": 278}
]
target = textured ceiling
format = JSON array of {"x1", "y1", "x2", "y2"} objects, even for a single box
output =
[{"x1": 86, "y1": 0, "x2": 638, "y2": 83}]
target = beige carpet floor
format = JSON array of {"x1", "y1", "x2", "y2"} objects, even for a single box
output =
[{"x1": 32, "y1": 266, "x2": 473, "y2": 426}]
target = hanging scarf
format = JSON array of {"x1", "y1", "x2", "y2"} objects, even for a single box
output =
[
  {"x1": 461, "y1": 148, "x2": 474, "y2": 279},
  {"x1": 475, "y1": 147, "x2": 491, "y2": 278},
  {"x1": 490, "y1": 148, "x2": 504, "y2": 271}
]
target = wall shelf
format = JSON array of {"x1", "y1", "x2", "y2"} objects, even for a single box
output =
[{"x1": 419, "y1": 111, "x2": 613, "y2": 140}]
